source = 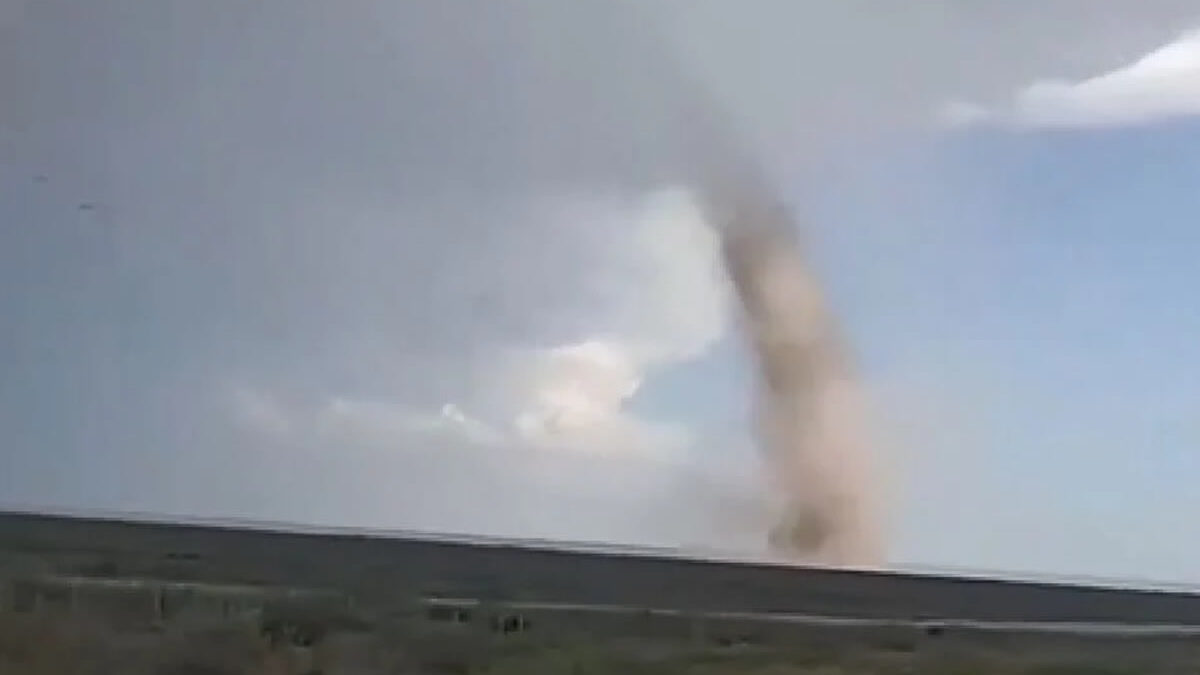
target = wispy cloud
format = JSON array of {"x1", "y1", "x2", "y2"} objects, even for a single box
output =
[
  {"x1": 226, "y1": 380, "x2": 770, "y2": 550},
  {"x1": 944, "y1": 28, "x2": 1200, "y2": 129}
]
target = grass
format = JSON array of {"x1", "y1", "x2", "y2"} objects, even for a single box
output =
[
  {"x1": 0, "y1": 614, "x2": 276, "y2": 675},
  {"x1": 0, "y1": 611, "x2": 1192, "y2": 674},
  {"x1": 466, "y1": 642, "x2": 1160, "y2": 675}
]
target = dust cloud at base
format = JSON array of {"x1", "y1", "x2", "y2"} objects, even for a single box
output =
[
  {"x1": 649, "y1": 23, "x2": 884, "y2": 563},
  {"x1": 720, "y1": 223, "x2": 882, "y2": 567}
]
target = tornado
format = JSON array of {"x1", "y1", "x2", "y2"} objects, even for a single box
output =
[
  {"x1": 721, "y1": 219, "x2": 881, "y2": 567},
  {"x1": 686, "y1": 135, "x2": 884, "y2": 567}
]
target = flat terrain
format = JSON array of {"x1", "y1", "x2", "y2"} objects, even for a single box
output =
[
  {"x1": 4, "y1": 612, "x2": 1200, "y2": 675},
  {"x1": 2, "y1": 509, "x2": 1199, "y2": 624},
  {"x1": 4, "y1": 510, "x2": 1200, "y2": 673}
]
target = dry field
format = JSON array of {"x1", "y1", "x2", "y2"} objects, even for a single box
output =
[{"x1": 3, "y1": 611, "x2": 1197, "y2": 675}]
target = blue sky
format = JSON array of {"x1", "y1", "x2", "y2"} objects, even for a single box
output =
[
  {"x1": 818, "y1": 123, "x2": 1200, "y2": 582},
  {"x1": 3, "y1": 1, "x2": 1200, "y2": 584},
  {"x1": 636, "y1": 120, "x2": 1200, "y2": 582}
]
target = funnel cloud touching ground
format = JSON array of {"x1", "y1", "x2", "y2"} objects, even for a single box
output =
[
  {"x1": 724, "y1": 227, "x2": 879, "y2": 565},
  {"x1": 706, "y1": 203, "x2": 881, "y2": 566},
  {"x1": 671, "y1": 64, "x2": 883, "y2": 563}
]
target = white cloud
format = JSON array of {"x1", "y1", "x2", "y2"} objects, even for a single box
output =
[
  {"x1": 520, "y1": 187, "x2": 730, "y2": 367},
  {"x1": 944, "y1": 28, "x2": 1200, "y2": 129},
  {"x1": 513, "y1": 340, "x2": 646, "y2": 446},
  {"x1": 429, "y1": 186, "x2": 729, "y2": 448},
  {"x1": 315, "y1": 397, "x2": 505, "y2": 448}
]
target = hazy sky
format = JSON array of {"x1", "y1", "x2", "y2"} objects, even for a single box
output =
[{"x1": 3, "y1": 1, "x2": 1200, "y2": 584}]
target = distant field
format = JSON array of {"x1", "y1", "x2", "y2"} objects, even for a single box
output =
[{"x1": 5, "y1": 510, "x2": 1200, "y2": 625}]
